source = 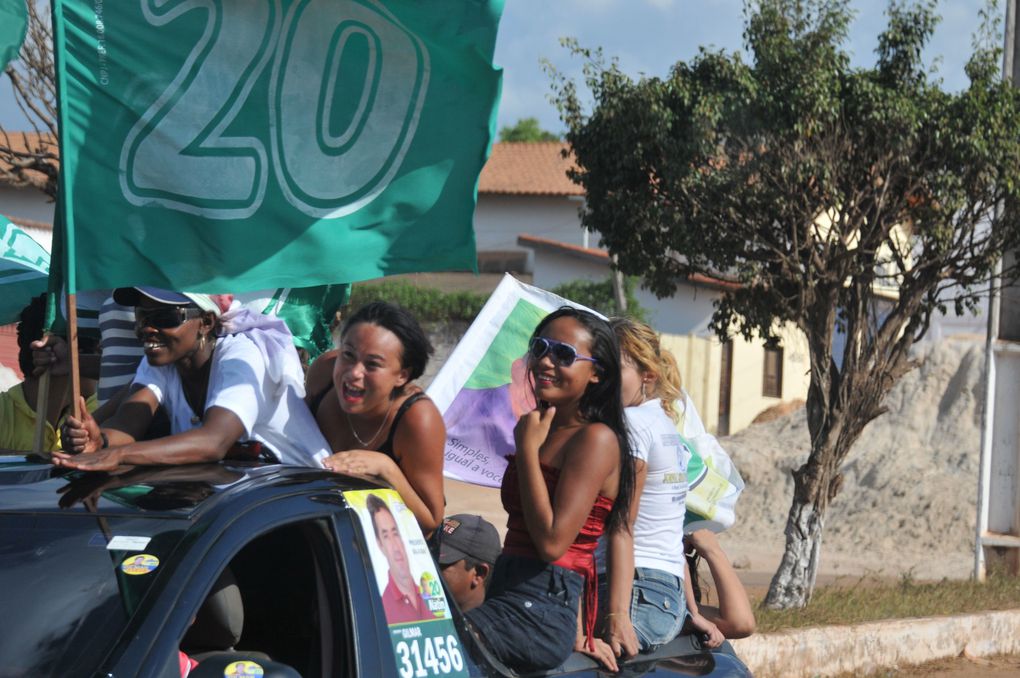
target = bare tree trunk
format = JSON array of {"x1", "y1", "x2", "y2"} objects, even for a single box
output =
[
  {"x1": 765, "y1": 315, "x2": 848, "y2": 609},
  {"x1": 763, "y1": 455, "x2": 839, "y2": 608},
  {"x1": 610, "y1": 255, "x2": 628, "y2": 314}
]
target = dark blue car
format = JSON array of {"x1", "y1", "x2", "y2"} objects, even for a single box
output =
[{"x1": 0, "y1": 457, "x2": 752, "y2": 677}]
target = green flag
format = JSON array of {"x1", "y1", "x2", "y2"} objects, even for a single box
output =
[
  {"x1": 0, "y1": 215, "x2": 49, "y2": 325},
  {"x1": 51, "y1": 0, "x2": 504, "y2": 294},
  {"x1": 236, "y1": 284, "x2": 351, "y2": 360},
  {"x1": 0, "y1": 0, "x2": 27, "y2": 71}
]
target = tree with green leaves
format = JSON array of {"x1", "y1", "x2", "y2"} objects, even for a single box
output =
[
  {"x1": 498, "y1": 116, "x2": 561, "y2": 142},
  {"x1": 552, "y1": 275, "x2": 650, "y2": 323},
  {"x1": 552, "y1": 0, "x2": 1020, "y2": 608}
]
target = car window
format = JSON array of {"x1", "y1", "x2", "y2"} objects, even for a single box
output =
[
  {"x1": 0, "y1": 514, "x2": 189, "y2": 678},
  {"x1": 176, "y1": 519, "x2": 351, "y2": 678}
]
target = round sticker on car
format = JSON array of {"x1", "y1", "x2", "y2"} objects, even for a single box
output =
[
  {"x1": 120, "y1": 554, "x2": 159, "y2": 575},
  {"x1": 223, "y1": 660, "x2": 264, "y2": 677}
]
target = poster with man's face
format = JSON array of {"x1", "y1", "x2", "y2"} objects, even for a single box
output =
[{"x1": 345, "y1": 490, "x2": 468, "y2": 678}]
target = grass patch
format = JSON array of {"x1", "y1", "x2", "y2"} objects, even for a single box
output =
[{"x1": 753, "y1": 571, "x2": 1020, "y2": 633}]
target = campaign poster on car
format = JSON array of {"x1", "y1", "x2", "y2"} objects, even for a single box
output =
[{"x1": 344, "y1": 489, "x2": 468, "y2": 678}]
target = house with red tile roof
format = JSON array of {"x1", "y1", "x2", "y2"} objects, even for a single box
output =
[
  {"x1": 474, "y1": 141, "x2": 587, "y2": 273},
  {"x1": 0, "y1": 132, "x2": 57, "y2": 227}
]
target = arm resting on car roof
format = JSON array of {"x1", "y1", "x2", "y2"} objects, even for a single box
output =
[{"x1": 52, "y1": 406, "x2": 245, "y2": 471}]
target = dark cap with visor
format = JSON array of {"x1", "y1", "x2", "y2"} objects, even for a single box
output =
[
  {"x1": 438, "y1": 514, "x2": 501, "y2": 566},
  {"x1": 113, "y1": 287, "x2": 231, "y2": 316}
]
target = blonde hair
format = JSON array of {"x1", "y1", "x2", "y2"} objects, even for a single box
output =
[{"x1": 611, "y1": 317, "x2": 683, "y2": 422}]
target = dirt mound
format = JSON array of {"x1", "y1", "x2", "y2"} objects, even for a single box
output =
[
  {"x1": 719, "y1": 337, "x2": 984, "y2": 580},
  {"x1": 751, "y1": 399, "x2": 806, "y2": 425}
]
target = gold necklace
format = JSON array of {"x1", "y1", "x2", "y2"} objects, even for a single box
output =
[{"x1": 345, "y1": 399, "x2": 395, "y2": 448}]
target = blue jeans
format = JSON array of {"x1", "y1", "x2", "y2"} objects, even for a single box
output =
[
  {"x1": 598, "y1": 567, "x2": 687, "y2": 652},
  {"x1": 465, "y1": 554, "x2": 583, "y2": 672},
  {"x1": 629, "y1": 567, "x2": 687, "y2": 651}
]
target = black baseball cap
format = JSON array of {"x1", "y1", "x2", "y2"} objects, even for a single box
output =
[{"x1": 438, "y1": 514, "x2": 501, "y2": 566}]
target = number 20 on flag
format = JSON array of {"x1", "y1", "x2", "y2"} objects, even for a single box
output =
[{"x1": 119, "y1": 0, "x2": 429, "y2": 220}]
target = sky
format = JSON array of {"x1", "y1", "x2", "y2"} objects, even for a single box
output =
[
  {"x1": 493, "y1": 0, "x2": 995, "y2": 135},
  {"x1": 0, "y1": 0, "x2": 998, "y2": 134}
]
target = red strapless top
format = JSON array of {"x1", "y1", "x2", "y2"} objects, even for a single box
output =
[{"x1": 501, "y1": 455, "x2": 614, "y2": 650}]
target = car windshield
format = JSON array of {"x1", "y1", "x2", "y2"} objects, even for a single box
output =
[{"x1": 0, "y1": 514, "x2": 189, "y2": 677}]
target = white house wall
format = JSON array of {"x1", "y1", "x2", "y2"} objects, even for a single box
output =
[
  {"x1": 474, "y1": 194, "x2": 585, "y2": 272},
  {"x1": 0, "y1": 185, "x2": 54, "y2": 226},
  {"x1": 529, "y1": 248, "x2": 720, "y2": 336},
  {"x1": 726, "y1": 325, "x2": 811, "y2": 434}
]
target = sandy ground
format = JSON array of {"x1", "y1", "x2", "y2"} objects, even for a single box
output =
[{"x1": 720, "y1": 336, "x2": 985, "y2": 584}]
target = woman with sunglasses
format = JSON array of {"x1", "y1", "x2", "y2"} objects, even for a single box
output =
[
  {"x1": 601, "y1": 318, "x2": 723, "y2": 659},
  {"x1": 304, "y1": 301, "x2": 445, "y2": 536},
  {"x1": 52, "y1": 287, "x2": 331, "y2": 471},
  {"x1": 465, "y1": 307, "x2": 635, "y2": 673}
]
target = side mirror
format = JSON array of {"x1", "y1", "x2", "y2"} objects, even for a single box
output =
[{"x1": 189, "y1": 653, "x2": 302, "y2": 678}]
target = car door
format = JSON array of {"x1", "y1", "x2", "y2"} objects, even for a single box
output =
[{"x1": 108, "y1": 488, "x2": 355, "y2": 677}]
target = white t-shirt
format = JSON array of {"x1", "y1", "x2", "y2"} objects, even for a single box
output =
[
  {"x1": 628, "y1": 399, "x2": 690, "y2": 578},
  {"x1": 132, "y1": 333, "x2": 330, "y2": 467}
]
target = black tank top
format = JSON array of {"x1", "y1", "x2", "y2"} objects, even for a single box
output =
[
  {"x1": 311, "y1": 389, "x2": 442, "y2": 556},
  {"x1": 310, "y1": 387, "x2": 428, "y2": 463}
]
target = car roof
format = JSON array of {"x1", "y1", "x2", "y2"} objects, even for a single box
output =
[{"x1": 0, "y1": 455, "x2": 379, "y2": 520}]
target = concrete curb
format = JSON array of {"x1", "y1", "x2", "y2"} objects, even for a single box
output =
[{"x1": 730, "y1": 609, "x2": 1020, "y2": 677}]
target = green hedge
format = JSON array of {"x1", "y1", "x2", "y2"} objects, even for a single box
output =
[
  {"x1": 345, "y1": 275, "x2": 649, "y2": 325},
  {"x1": 346, "y1": 281, "x2": 486, "y2": 323},
  {"x1": 551, "y1": 276, "x2": 649, "y2": 323}
]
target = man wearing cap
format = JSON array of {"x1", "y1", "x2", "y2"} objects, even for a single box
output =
[
  {"x1": 52, "y1": 287, "x2": 331, "y2": 471},
  {"x1": 438, "y1": 514, "x2": 502, "y2": 612}
]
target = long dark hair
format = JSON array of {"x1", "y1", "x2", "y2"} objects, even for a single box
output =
[{"x1": 532, "y1": 307, "x2": 634, "y2": 534}]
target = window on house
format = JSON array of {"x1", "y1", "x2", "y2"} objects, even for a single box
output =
[{"x1": 763, "y1": 346, "x2": 783, "y2": 398}]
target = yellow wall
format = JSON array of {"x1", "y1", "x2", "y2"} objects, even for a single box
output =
[{"x1": 659, "y1": 324, "x2": 810, "y2": 436}]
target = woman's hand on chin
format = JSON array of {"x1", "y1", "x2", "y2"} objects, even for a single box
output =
[
  {"x1": 513, "y1": 405, "x2": 556, "y2": 456},
  {"x1": 323, "y1": 449, "x2": 398, "y2": 482}
]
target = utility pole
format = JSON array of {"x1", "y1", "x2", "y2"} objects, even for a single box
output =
[{"x1": 975, "y1": 0, "x2": 1020, "y2": 580}]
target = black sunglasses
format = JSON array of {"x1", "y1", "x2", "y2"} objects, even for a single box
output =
[
  {"x1": 135, "y1": 306, "x2": 203, "y2": 330},
  {"x1": 528, "y1": 337, "x2": 599, "y2": 367}
]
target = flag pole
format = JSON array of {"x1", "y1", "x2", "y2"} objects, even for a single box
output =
[
  {"x1": 51, "y1": 0, "x2": 80, "y2": 423},
  {"x1": 67, "y1": 291, "x2": 81, "y2": 420}
]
